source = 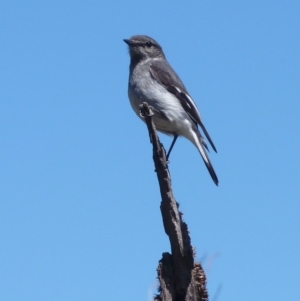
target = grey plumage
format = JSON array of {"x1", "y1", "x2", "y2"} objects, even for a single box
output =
[{"x1": 124, "y1": 35, "x2": 218, "y2": 185}]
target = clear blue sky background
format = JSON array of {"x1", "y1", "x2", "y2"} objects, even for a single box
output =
[{"x1": 1, "y1": 1, "x2": 299, "y2": 300}]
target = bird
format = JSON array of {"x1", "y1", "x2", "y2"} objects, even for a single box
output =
[{"x1": 124, "y1": 35, "x2": 218, "y2": 186}]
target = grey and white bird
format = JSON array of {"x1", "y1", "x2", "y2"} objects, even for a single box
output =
[{"x1": 124, "y1": 35, "x2": 218, "y2": 186}]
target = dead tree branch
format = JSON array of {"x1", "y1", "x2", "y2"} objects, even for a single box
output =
[{"x1": 139, "y1": 103, "x2": 208, "y2": 301}]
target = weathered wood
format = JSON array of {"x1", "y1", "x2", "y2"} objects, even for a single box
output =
[{"x1": 140, "y1": 103, "x2": 208, "y2": 301}]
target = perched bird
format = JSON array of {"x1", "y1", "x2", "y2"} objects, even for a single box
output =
[{"x1": 124, "y1": 35, "x2": 218, "y2": 185}]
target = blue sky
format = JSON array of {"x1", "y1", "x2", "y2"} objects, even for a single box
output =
[{"x1": 0, "y1": 1, "x2": 299, "y2": 300}]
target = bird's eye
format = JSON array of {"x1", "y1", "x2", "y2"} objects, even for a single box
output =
[{"x1": 146, "y1": 41, "x2": 152, "y2": 47}]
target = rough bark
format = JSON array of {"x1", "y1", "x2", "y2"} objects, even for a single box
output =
[{"x1": 139, "y1": 103, "x2": 208, "y2": 301}]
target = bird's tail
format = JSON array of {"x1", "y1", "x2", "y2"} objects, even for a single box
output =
[{"x1": 191, "y1": 128, "x2": 219, "y2": 186}]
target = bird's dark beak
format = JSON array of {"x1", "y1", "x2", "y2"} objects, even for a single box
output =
[{"x1": 123, "y1": 39, "x2": 134, "y2": 46}]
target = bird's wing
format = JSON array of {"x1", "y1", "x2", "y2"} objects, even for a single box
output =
[{"x1": 149, "y1": 60, "x2": 217, "y2": 152}]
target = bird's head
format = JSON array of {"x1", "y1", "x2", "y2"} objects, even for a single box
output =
[{"x1": 123, "y1": 35, "x2": 165, "y2": 62}]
